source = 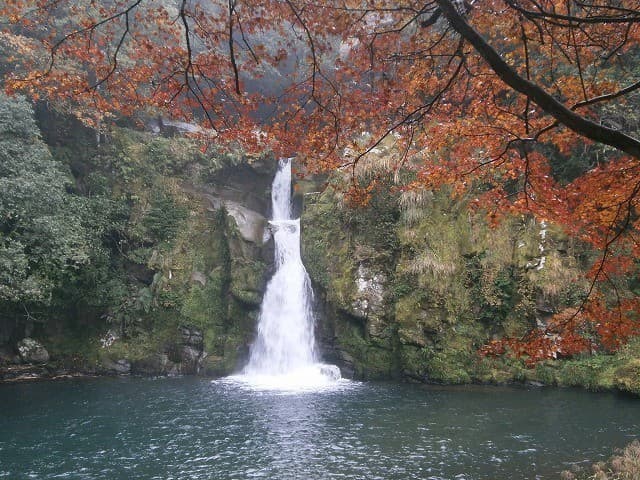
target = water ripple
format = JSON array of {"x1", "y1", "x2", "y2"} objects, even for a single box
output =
[{"x1": 0, "y1": 379, "x2": 639, "y2": 479}]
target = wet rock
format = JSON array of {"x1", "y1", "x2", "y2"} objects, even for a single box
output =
[
  {"x1": 131, "y1": 354, "x2": 180, "y2": 376},
  {"x1": 179, "y1": 325, "x2": 204, "y2": 348},
  {"x1": 181, "y1": 346, "x2": 203, "y2": 374},
  {"x1": 351, "y1": 264, "x2": 388, "y2": 337},
  {"x1": 0, "y1": 364, "x2": 49, "y2": 382},
  {"x1": 102, "y1": 358, "x2": 131, "y2": 374},
  {"x1": 177, "y1": 325, "x2": 206, "y2": 374},
  {"x1": 17, "y1": 338, "x2": 49, "y2": 364},
  {"x1": 190, "y1": 270, "x2": 207, "y2": 286},
  {"x1": 526, "y1": 380, "x2": 545, "y2": 388},
  {"x1": 319, "y1": 364, "x2": 342, "y2": 381},
  {"x1": 224, "y1": 201, "x2": 267, "y2": 244},
  {"x1": 334, "y1": 349, "x2": 356, "y2": 379}
]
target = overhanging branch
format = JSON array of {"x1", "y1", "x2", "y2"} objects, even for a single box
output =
[{"x1": 434, "y1": 0, "x2": 640, "y2": 159}]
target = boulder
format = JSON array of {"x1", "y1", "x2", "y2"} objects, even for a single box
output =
[
  {"x1": 102, "y1": 358, "x2": 131, "y2": 374},
  {"x1": 224, "y1": 201, "x2": 267, "y2": 244},
  {"x1": 190, "y1": 271, "x2": 207, "y2": 286},
  {"x1": 177, "y1": 325, "x2": 206, "y2": 374},
  {"x1": 201, "y1": 194, "x2": 267, "y2": 245},
  {"x1": 319, "y1": 364, "x2": 342, "y2": 381},
  {"x1": 16, "y1": 338, "x2": 49, "y2": 364},
  {"x1": 178, "y1": 325, "x2": 204, "y2": 347},
  {"x1": 180, "y1": 346, "x2": 203, "y2": 374},
  {"x1": 131, "y1": 354, "x2": 180, "y2": 376}
]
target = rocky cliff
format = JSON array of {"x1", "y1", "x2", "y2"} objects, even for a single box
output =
[
  {"x1": 0, "y1": 99, "x2": 278, "y2": 381},
  {"x1": 301, "y1": 172, "x2": 640, "y2": 395},
  {"x1": 1, "y1": 99, "x2": 638, "y2": 395}
]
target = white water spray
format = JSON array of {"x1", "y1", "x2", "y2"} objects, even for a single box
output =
[{"x1": 240, "y1": 158, "x2": 341, "y2": 389}]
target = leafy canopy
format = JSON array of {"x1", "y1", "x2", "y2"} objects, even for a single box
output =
[{"x1": 0, "y1": 92, "x2": 90, "y2": 303}]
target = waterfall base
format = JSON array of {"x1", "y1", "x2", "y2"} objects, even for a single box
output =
[{"x1": 225, "y1": 363, "x2": 345, "y2": 392}]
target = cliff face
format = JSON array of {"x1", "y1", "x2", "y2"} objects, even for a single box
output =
[
  {"x1": 0, "y1": 101, "x2": 278, "y2": 381},
  {"x1": 301, "y1": 176, "x2": 640, "y2": 395},
  {"x1": 1, "y1": 102, "x2": 639, "y2": 395}
]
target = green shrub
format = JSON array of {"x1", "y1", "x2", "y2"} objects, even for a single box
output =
[{"x1": 614, "y1": 359, "x2": 640, "y2": 396}]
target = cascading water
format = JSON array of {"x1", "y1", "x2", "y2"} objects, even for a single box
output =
[{"x1": 240, "y1": 158, "x2": 341, "y2": 388}]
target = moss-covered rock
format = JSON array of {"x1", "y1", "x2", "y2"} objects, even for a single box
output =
[
  {"x1": 300, "y1": 169, "x2": 615, "y2": 388},
  {"x1": 614, "y1": 359, "x2": 640, "y2": 396},
  {"x1": 0, "y1": 113, "x2": 280, "y2": 379},
  {"x1": 230, "y1": 259, "x2": 267, "y2": 306}
]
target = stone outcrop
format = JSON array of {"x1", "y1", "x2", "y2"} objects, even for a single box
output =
[
  {"x1": 17, "y1": 338, "x2": 49, "y2": 364},
  {"x1": 178, "y1": 325, "x2": 205, "y2": 374},
  {"x1": 115, "y1": 325, "x2": 207, "y2": 376},
  {"x1": 102, "y1": 358, "x2": 131, "y2": 374},
  {"x1": 202, "y1": 193, "x2": 268, "y2": 245},
  {"x1": 301, "y1": 179, "x2": 600, "y2": 385},
  {"x1": 131, "y1": 354, "x2": 180, "y2": 376},
  {"x1": 352, "y1": 264, "x2": 387, "y2": 337}
]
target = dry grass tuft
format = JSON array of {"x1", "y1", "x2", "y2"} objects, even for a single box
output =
[
  {"x1": 406, "y1": 251, "x2": 457, "y2": 277},
  {"x1": 560, "y1": 440, "x2": 640, "y2": 480}
]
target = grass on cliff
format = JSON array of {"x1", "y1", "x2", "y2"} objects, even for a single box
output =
[{"x1": 472, "y1": 336, "x2": 640, "y2": 396}]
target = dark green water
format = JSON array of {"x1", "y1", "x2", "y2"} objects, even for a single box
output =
[{"x1": 0, "y1": 377, "x2": 638, "y2": 479}]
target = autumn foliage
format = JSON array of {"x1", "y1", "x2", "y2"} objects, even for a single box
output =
[
  {"x1": 3, "y1": 0, "x2": 640, "y2": 363},
  {"x1": 481, "y1": 297, "x2": 640, "y2": 365}
]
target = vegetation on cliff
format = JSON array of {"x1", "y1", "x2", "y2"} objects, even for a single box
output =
[
  {"x1": 0, "y1": 89, "x2": 639, "y2": 394},
  {"x1": 0, "y1": 92, "x2": 273, "y2": 378},
  {"x1": 301, "y1": 160, "x2": 640, "y2": 394}
]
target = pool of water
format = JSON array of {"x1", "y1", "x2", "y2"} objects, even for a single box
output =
[{"x1": 0, "y1": 377, "x2": 638, "y2": 479}]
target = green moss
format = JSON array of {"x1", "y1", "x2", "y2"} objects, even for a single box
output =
[
  {"x1": 0, "y1": 107, "x2": 274, "y2": 377},
  {"x1": 426, "y1": 351, "x2": 473, "y2": 384},
  {"x1": 553, "y1": 357, "x2": 615, "y2": 390},
  {"x1": 302, "y1": 190, "x2": 356, "y2": 302},
  {"x1": 201, "y1": 354, "x2": 229, "y2": 376},
  {"x1": 473, "y1": 357, "x2": 524, "y2": 384},
  {"x1": 103, "y1": 316, "x2": 178, "y2": 363},
  {"x1": 364, "y1": 346, "x2": 398, "y2": 379},
  {"x1": 45, "y1": 331, "x2": 103, "y2": 370},
  {"x1": 533, "y1": 362, "x2": 560, "y2": 385},
  {"x1": 331, "y1": 314, "x2": 368, "y2": 374},
  {"x1": 613, "y1": 359, "x2": 640, "y2": 396},
  {"x1": 470, "y1": 351, "x2": 632, "y2": 390},
  {"x1": 420, "y1": 334, "x2": 479, "y2": 384},
  {"x1": 230, "y1": 259, "x2": 266, "y2": 306},
  {"x1": 34, "y1": 117, "x2": 640, "y2": 388},
  {"x1": 399, "y1": 346, "x2": 429, "y2": 379}
]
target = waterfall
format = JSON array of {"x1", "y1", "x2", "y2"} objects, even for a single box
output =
[{"x1": 241, "y1": 158, "x2": 341, "y2": 387}]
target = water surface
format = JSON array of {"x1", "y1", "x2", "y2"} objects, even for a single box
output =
[{"x1": 1, "y1": 377, "x2": 638, "y2": 479}]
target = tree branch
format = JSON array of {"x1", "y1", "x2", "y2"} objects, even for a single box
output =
[
  {"x1": 228, "y1": 0, "x2": 241, "y2": 95},
  {"x1": 435, "y1": 0, "x2": 640, "y2": 159}
]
